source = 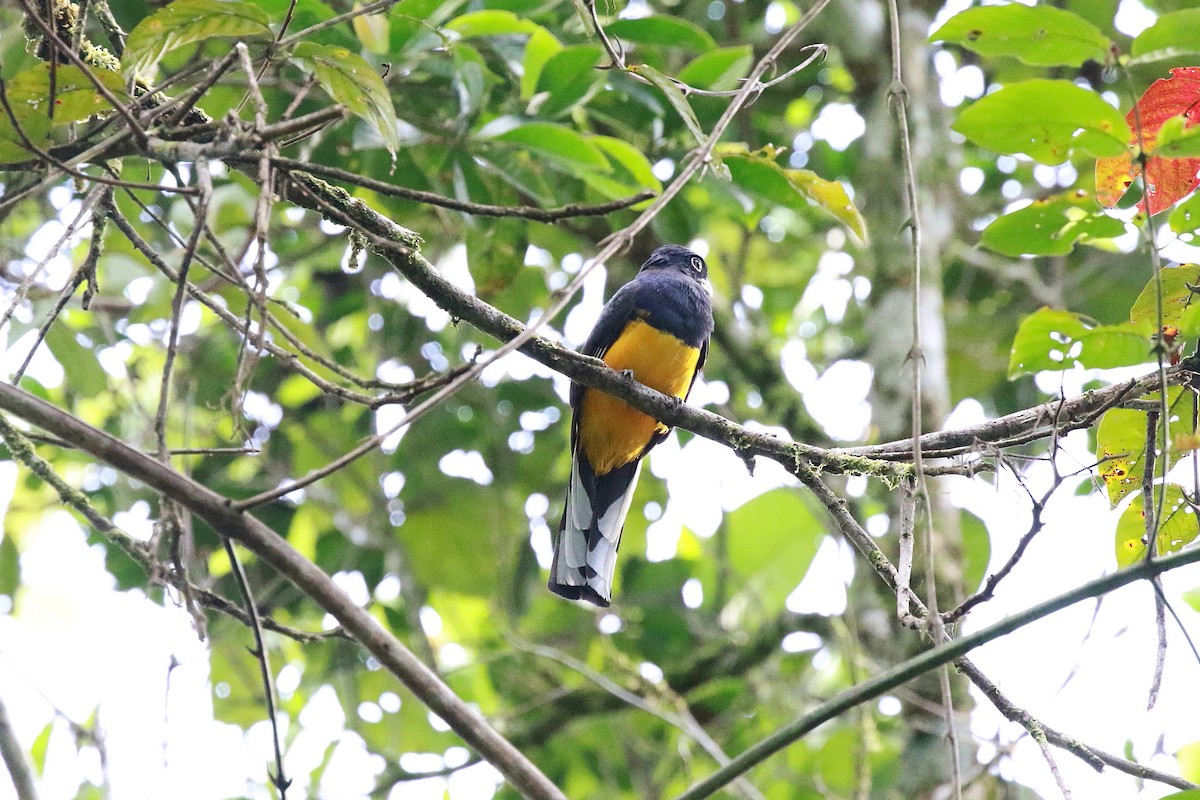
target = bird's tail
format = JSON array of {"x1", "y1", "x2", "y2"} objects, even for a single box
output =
[{"x1": 548, "y1": 456, "x2": 642, "y2": 607}]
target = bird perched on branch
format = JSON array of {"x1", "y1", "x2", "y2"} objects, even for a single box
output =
[{"x1": 549, "y1": 244, "x2": 714, "y2": 606}]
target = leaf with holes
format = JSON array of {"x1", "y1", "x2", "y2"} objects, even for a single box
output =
[
  {"x1": 1097, "y1": 387, "x2": 1186, "y2": 506},
  {"x1": 1095, "y1": 67, "x2": 1200, "y2": 215},
  {"x1": 292, "y1": 42, "x2": 399, "y2": 156},
  {"x1": 980, "y1": 190, "x2": 1126, "y2": 256},
  {"x1": 123, "y1": 0, "x2": 271, "y2": 79},
  {"x1": 1115, "y1": 484, "x2": 1199, "y2": 567},
  {"x1": 5, "y1": 64, "x2": 127, "y2": 125},
  {"x1": 1170, "y1": 194, "x2": 1200, "y2": 236},
  {"x1": 930, "y1": 5, "x2": 1111, "y2": 67},
  {"x1": 1008, "y1": 308, "x2": 1154, "y2": 379},
  {"x1": 955, "y1": 80, "x2": 1130, "y2": 164}
]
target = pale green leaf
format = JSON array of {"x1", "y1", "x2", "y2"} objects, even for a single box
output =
[
  {"x1": 124, "y1": 0, "x2": 271, "y2": 79},
  {"x1": 954, "y1": 80, "x2": 1131, "y2": 163},
  {"x1": 292, "y1": 42, "x2": 400, "y2": 156},
  {"x1": 930, "y1": 5, "x2": 1111, "y2": 66}
]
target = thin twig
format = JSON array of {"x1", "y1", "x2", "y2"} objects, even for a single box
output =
[
  {"x1": 223, "y1": 537, "x2": 291, "y2": 796},
  {"x1": 259, "y1": 157, "x2": 655, "y2": 221},
  {"x1": 671, "y1": 544, "x2": 1200, "y2": 800},
  {"x1": 153, "y1": 161, "x2": 210, "y2": 459}
]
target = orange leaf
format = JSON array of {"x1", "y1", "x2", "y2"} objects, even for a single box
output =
[{"x1": 1095, "y1": 66, "x2": 1200, "y2": 215}]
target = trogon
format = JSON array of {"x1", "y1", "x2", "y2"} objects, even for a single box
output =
[{"x1": 548, "y1": 244, "x2": 714, "y2": 606}]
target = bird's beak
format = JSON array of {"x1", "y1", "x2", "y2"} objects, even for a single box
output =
[{"x1": 700, "y1": 277, "x2": 713, "y2": 297}]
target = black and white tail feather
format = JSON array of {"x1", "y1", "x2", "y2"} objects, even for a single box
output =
[{"x1": 549, "y1": 451, "x2": 643, "y2": 606}]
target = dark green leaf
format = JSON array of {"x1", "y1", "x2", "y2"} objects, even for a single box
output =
[
  {"x1": 534, "y1": 45, "x2": 603, "y2": 117},
  {"x1": 605, "y1": 17, "x2": 717, "y2": 52},
  {"x1": 677, "y1": 46, "x2": 753, "y2": 91}
]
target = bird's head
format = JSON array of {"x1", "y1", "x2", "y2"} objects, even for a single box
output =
[{"x1": 639, "y1": 244, "x2": 713, "y2": 297}]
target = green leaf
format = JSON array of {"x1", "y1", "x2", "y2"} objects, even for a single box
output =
[
  {"x1": 980, "y1": 191, "x2": 1126, "y2": 257},
  {"x1": 1154, "y1": 114, "x2": 1200, "y2": 158},
  {"x1": 1129, "y1": 264, "x2": 1200, "y2": 330},
  {"x1": 1130, "y1": 9, "x2": 1200, "y2": 64},
  {"x1": 0, "y1": 533, "x2": 18, "y2": 599},
  {"x1": 1007, "y1": 307, "x2": 1154, "y2": 379},
  {"x1": 444, "y1": 9, "x2": 539, "y2": 37},
  {"x1": 123, "y1": 0, "x2": 271, "y2": 79},
  {"x1": 5, "y1": 64, "x2": 127, "y2": 125},
  {"x1": 605, "y1": 17, "x2": 717, "y2": 53},
  {"x1": 629, "y1": 63, "x2": 705, "y2": 145},
  {"x1": 1097, "y1": 387, "x2": 1185, "y2": 505},
  {"x1": 677, "y1": 46, "x2": 753, "y2": 91},
  {"x1": 0, "y1": 101, "x2": 51, "y2": 163},
  {"x1": 351, "y1": 2, "x2": 390, "y2": 55},
  {"x1": 929, "y1": 5, "x2": 1111, "y2": 67},
  {"x1": 953, "y1": 80, "x2": 1131, "y2": 163},
  {"x1": 787, "y1": 169, "x2": 868, "y2": 243},
  {"x1": 398, "y1": 489, "x2": 508, "y2": 596},
  {"x1": 30, "y1": 721, "x2": 52, "y2": 774},
  {"x1": 47, "y1": 324, "x2": 108, "y2": 397},
  {"x1": 592, "y1": 136, "x2": 661, "y2": 191},
  {"x1": 959, "y1": 509, "x2": 991, "y2": 594},
  {"x1": 521, "y1": 27, "x2": 562, "y2": 100},
  {"x1": 1114, "y1": 484, "x2": 1199, "y2": 567},
  {"x1": 725, "y1": 488, "x2": 822, "y2": 608},
  {"x1": 1168, "y1": 192, "x2": 1200, "y2": 236},
  {"x1": 292, "y1": 42, "x2": 400, "y2": 156},
  {"x1": 725, "y1": 155, "x2": 867, "y2": 241},
  {"x1": 492, "y1": 122, "x2": 610, "y2": 171},
  {"x1": 534, "y1": 45, "x2": 602, "y2": 116}
]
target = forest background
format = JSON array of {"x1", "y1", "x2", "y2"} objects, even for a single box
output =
[{"x1": 2, "y1": 0, "x2": 1200, "y2": 798}]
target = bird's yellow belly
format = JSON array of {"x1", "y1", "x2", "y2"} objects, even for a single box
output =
[{"x1": 578, "y1": 319, "x2": 701, "y2": 476}]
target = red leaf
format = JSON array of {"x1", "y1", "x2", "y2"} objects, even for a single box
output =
[{"x1": 1095, "y1": 66, "x2": 1200, "y2": 215}]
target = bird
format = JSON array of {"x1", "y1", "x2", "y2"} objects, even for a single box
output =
[{"x1": 548, "y1": 244, "x2": 714, "y2": 607}]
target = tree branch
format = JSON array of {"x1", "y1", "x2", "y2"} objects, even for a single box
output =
[
  {"x1": 673, "y1": 545, "x2": 1200, "y2": 799},
  {"x1": 0, "y1": 382, "x2": 567, "y2": 800}
]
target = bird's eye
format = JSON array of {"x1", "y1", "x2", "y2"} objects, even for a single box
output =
[{"x1": 690, "y1": 257, "x2": 704, "y2": 273}]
